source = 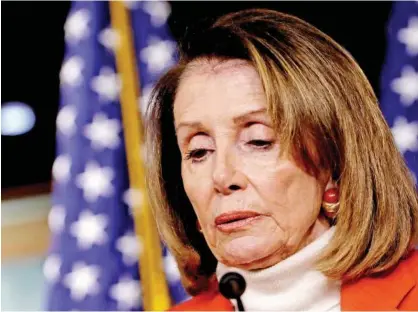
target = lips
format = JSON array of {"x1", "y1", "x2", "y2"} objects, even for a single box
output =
[{"x1": 215, "y1": 211, "x2": 261, "y2": 232}]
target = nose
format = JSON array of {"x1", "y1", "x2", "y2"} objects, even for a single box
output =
[{"x1": 212, "y1": 147, "x2": 247, "y2": 195}]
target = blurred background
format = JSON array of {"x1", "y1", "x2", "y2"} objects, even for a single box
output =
[{"x1": 1, "y1": 1, "x2": 416, "y2": 311}]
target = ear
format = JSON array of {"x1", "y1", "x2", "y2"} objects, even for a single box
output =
[{"x1": 325, "y1": 177, "x2": 338, "y2": 191}]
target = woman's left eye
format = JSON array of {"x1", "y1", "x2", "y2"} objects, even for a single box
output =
[{"x1": 248, "y1": 140, "x2": 273, "y2": 148}]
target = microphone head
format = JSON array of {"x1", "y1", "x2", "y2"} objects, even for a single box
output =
[{"x1": 219, "y1": 272, "x2": 246, "y2": 299}]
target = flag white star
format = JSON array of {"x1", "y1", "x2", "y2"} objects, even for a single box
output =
[
  {"x1": 398, "y1": 16, "x2": 418, "y2": 56},
  {"x1": 48, "y1": 205, "x2": 66, "y2": 234},
  {"x1": 139, "y1": 84, "x2": 154, "y2": 116},
  {"x1": 70, "y1": 210, "x2": 108, "y2": 250},
  {"x1": 56, "y1": 105, "x2": 77, "y2": 136},
  {"x1": 63, "y1": 262, "x2": 100, "y2": 301},
  {"x1": 60, "y1": 56, "x2": 84, "y2": 87},
  {"x1": 143, "y1": 1, "x2": 171, "y2": 27},
  {"x1": 109, "y1": 276, "x2": 142, "y2": 310},
  {"x1": 98, "y1": 27, "x2": 120, "y2": 52},
  {"x1": 91, "y1": 67, "x2": 122, "y2": 102},
  {"x1": 52, "y1": 154, "x2": 72, "y2": 183},
  {"x1": 116, "y1": 231, "x2": 142, "y2": 265},
  {"x1": 391, "y1": 66, "x2": 418, "y2": 106},
  {"x1": 122, "y1": 188, "x2": 144, "y2": 213},
  {"x1": 140, "y1": 37, "x2": 176, "y2": 75},
  {"x1": 75, "y1": 161, "x2": 114, "y2": 202},
  {"x1": 43, "y1": 254, "x2": 62, "y2": 284},
  {"x1": 164, "y1": 251, "x2": 181, "y2": 282},
  {"x1": 64, "y1": 9, "x2": 91, "y2": 44},
  {"x1": 84, "y1": 113, "x2": 121, "y2": 150},
  {"x1": 391, "y1": 116, "x2": 418, "y2": 154}
]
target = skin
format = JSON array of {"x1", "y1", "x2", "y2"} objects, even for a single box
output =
[{"x1": 174, "y1": 59, "x2": 331, "y2": 271}]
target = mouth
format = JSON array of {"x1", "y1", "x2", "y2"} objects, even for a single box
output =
[{"x1": 215, "y1": 211, "x2": 262, "y2": 233}]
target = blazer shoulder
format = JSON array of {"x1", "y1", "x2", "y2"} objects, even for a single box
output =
[
  {"x1": 341, "y1": 249, "x2": 418, "y2": 310},
  {"x1": 405, "y1": 249, "x2": 418, "y2": 275},
  {"x1": 398, "y1": 249, "x2": 418, "y2": 309}
]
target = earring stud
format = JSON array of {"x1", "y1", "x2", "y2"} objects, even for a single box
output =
[{"x1": 322, "y1": 187, "x2": 339, "y2": 219}]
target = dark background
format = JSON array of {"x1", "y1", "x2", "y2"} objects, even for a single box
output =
[{"x1": 1, "y1": 1, "x2": 394, "y2": 190}]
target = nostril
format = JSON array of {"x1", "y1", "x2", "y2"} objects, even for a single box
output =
[{"x1": 229, "y1": 184, "x2": 240, "y2": 191}]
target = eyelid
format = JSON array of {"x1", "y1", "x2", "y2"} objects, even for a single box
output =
[
  {"x1": 241, "y1": 123, "x2": 274, "y2": 139},
  {"x1": 185, "y1": 133, "x2": 214, "y2": 153},
  {"x1": 245, "y1": 121, "x2": 266, "y2": 128},
  {"x1": 243, "y1": 118, "x2": 273, "y2": 128},
  {"x1": 179, "y1": 131, "x2": 208, "y2": 151}
]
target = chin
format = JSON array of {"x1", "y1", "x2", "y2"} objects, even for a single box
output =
[{"x1": 218, "y1": 235, "x2": 282, "y2": 269}]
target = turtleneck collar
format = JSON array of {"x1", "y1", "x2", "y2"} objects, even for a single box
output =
[{"x1": 216, "y1": 227, "x2": 341, "y2": 311}]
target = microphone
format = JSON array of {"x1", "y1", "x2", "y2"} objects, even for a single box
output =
[{"x1": 219, "y1": 272, "x2": 246, "y2": 311}]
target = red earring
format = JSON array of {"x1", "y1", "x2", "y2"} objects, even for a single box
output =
[{"x1": 322, "y1": 188, "x2": 339, "y2": 219}]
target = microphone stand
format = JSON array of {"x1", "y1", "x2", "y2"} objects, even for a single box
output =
[{"x1": 236, "y1": 297, "x2": 245, "y2": 312}]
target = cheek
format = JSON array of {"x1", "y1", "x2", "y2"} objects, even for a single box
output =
[
  {"x1": 239, "y1": 148, "x2": 283, "y2": 185},
  {"x1": 253, "y1": 165, "x2": 295, "y2": 211},
  {"x1": 241, "y1": 153, "x2": 291, "y2": 200},
  {"x1": 273, "y1": 165, "x2": 323, "y2": 224},
  {"x1": 181, "y1": 164, "x2": 212, "y2": 220},
  {"x1": 247, "y1": 159, "x2": 322, "y2": 218}
]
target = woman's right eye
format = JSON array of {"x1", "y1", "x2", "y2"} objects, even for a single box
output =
[{"x1": 185, "y1": 149, "x2": 208, "y2": 163}]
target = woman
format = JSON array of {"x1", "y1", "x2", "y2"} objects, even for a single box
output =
[{"x1": 145, "y1": 8, "x2": 418, "y2": 311}]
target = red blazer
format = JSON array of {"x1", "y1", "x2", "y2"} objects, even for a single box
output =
[{"x1": 171, "y1": 250, "x2": 418, "y2": 311}]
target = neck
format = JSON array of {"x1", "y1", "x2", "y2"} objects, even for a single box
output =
[{"x1": 216, "y1": 227, "x2": 341, "y2": 311}]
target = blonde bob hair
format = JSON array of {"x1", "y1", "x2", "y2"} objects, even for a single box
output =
[{"x1": 145, "y1": 8, "x2": 418, "y2": 295}]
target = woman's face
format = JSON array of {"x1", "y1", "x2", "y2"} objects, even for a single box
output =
[{"x1": 173, "y1": 59, "x2": 330, "y2": 270}]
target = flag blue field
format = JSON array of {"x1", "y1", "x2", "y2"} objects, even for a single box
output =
[
  {"x1": 44, "y1": 1, "x2": 189, "y2": 310},
  {"x1": 380, "y1": 1, "x2": 418, "y2": 184}
]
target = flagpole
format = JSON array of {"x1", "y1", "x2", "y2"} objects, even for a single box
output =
[{"x1": 109, "y1": 1, "x2": 171, "y2": 310}]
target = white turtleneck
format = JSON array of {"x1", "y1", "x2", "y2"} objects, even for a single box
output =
[{"x1": 216, "y1": 227, "x2": 341, "y2": 311}]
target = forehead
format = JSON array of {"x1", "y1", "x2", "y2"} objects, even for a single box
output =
[
  {"x1": 173, "y1": 59, "x2": 265, "y2": 120},
  {"x1": 183, "y1": 58, "x2": 254, "y2": 78},
  {"x1": 180, "y1": 58, "x2": 261, "y2": 90}
]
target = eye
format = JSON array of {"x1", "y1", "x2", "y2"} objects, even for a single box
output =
[
  {"x1": 185, "y1": 148, "x2": 209, "y2": 163},
  {"x1": 248, "y1": 140, "x2": 273, "y2": 149}
]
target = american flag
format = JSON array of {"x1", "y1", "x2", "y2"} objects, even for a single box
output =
[
  {"x1": 44, "y1": 1, "x2": 189, "y2": 310},
  {"x1": 380, "y1": 1, "x2": 418, "y2": 183}
]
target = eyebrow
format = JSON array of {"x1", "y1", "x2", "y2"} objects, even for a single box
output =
[{"x1": 175, "y1": 108, "x2": 267, "y2": 132}]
